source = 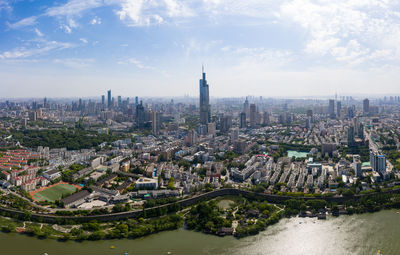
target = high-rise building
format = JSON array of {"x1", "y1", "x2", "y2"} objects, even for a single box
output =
[
  {"x1": 363, "y1": 98, "x2": 369, "y2": 114},
  {"x1": 263, "y1": 111, "x2": 270, "y2": 126},
  {"x1": 220, "y1": 115, "x2": 232, "y2": 133},
  {"x1": 240, "y1": 112, "x2": 246, "y2": 129},
  {"x1": 230, "y1": 127, "x2": 239, "y2": 143},
  {"x1": 250, "y1": 104, "x2": 257, "y2": 128},
  {"x1": 101, "y1": 95, "x2": 105, "y2": 106},
  {"x1": 152, "y1": 111, "x2": 161, "y2": 136},
  {"x1": 199, "y1": 67, "x2": 211, "y2": 125},
  {"x1": 358, "y1": 123, "x2": 364, "y2": 140},
  {"x1": 117, "y1": 96, "x2": 122, "y2": 108},
  {"x1": 328, "y1": 99, "x2": 335, "y2": 118},
  {"x1": 307, "y1": 109, "x2": 313, "y2": 122},
  {"x1": 135, "y1": 101, "x2": 145, "y2": 128},
  {"x1": 107, "y1": 90, "x2": 112, "y2": 109},
  {"x1": 207, "y1": 122, "x2": 216, "y2": 136},
  {"x1": 336, "y1": 101, "x2": 341, "y2": 118},
  {"x1": 370, "y1": 151, "x2": 386, "y2": 174},
  {"x1": 353, "y1": 155, "x2": 362, "y2": 177},
  {"x1": 348, "y1": 126, "x2": 355, "y2": 146},
  {"x1": 243, "y1": 98, "x2": 249, "y2": 117},
  {"x1": 135, "y1": 96, "x2": 139, "y2": 105}
]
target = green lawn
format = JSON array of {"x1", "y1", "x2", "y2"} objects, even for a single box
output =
[{"x1": 33, "y1": 184, "x2": 77, "y2": 202}]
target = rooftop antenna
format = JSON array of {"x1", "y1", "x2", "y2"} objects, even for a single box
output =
[{"x1": 202, "y1": 63, "x2": 204, "y2": 73}]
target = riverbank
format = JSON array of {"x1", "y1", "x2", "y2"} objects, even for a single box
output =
[{"x1": 1, "y1": 210, "x2": 400, "y2": 255}]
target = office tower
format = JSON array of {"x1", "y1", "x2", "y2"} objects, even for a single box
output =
[
  {"x1": 336, "y1": 101, "x2": 341, "y2": 118},
  {"x1": 250, "y1": 104, "x2": 256, "y2": 128},
  {"x1": 152, "y1": 111, "x2": 161, "y2": 136},
  {"x1": 358, "y1": 123, "x2": 364, "y2": 140},
  {"x1": 29, "y1": 111, "x2": 37, "y2": 121},
  {"x1": 101, "y1": 95, "x2": 105, "y2": 106},
  {"x1": 263, "y1": 111, "x2": 270, "y2": 125},
  {"x1": 117, "y1": 96, "x2": 122, "y2": 108},
  {"x1": 135, "y1": 96, "x2": 139, "y2": 105},
  {"x1": 207, "y1": 122, "x2": 216, "y2": 136},
  {"x1": 230, "y1": 127, "x2": 239, "y2": 143},
  {"x1": 240, "y1": 112, "x2": 247, "y2": 128},
  {"x1": 353, "y1": 155, "x2": 362, "y2": 177},
  {"x1": 243, "y1": 97, "x2": 249, "y2": 117},
  {"x1": 220, "y1": 115, "x2": 232, "y2": 133},
  {"x1": 43, "y1": 97, "x2": 48, "y2": 108},
  {"x1": 199, "y1": 66, "x2": 211, "y2": 125},
  {"x1": 135, "y1": 101, "x2": 145, "y2": 128},
  {"x1": 347, "y1": 126, "x2": 355, "y2": 146},
  {"x1": 187, "y1": 129, "x2": 198, "y2": 146},
  {"x1": 328, "y1": 99, "x2": 335, "y2": 118},
  {"x1": 306, "y1": 109, "x2": 313, "y2": 122},
  {"x1": 370, "y1": 151, "x2": 386, "y2": 174},
  {"x1": 107, "y1": 90, "x2": 112, "y2": 109},
  {"x1": 348, "y1": 105, "x2": 355, "y2": 118},
  {"x1": 306, "y1": 117, "x2": 312, "y2": 129},
  {"x1": 363, "y1": 98, "x2": 369, "y2": 114}
]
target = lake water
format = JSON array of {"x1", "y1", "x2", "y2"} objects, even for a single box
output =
[{"x1": 1, "y1": 210, "x2": 400, "y2": 255}]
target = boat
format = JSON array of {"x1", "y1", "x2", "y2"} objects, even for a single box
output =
[{"x1": 110, "y1": 245, "x2": 115, "y2": 249}]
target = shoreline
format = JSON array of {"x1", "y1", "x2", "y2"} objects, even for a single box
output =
[{"x1": 1, "y1": 189, "x2": 400, "y2": 241}]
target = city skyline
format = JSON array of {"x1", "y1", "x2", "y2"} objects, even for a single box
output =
[{"x1": 1, "y1": 1, "x2": 400, "y2": 98}]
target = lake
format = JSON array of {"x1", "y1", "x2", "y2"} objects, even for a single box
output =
[{"x1": 1, "y1": 210, "x2": 399, "y2": 255}]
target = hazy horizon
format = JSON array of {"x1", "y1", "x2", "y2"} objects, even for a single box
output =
[{"x1": 1, "y1": 1, "x2": 400, "y2": 98}]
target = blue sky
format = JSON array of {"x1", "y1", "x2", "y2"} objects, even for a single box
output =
[{"x1": 1, "y1": 0, "x2": 400, "y2": 98}]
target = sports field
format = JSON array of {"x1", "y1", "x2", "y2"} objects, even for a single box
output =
[{"x1": 31, "y1": 182, "x2": 79, "y2": 202}]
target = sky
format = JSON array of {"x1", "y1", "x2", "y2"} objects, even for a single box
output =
[{"x1": 1, "y1": 0, "x2": 400, "y2": 99}]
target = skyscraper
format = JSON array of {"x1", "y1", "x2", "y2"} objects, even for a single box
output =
[
  {"x1": 336, "y1": 101, "x2": 341, "y2": 118},
  {"x1": 107, "y1": 90, "x2": 112, "y2": 109},
  {"x1": 135, "y1": 101, "x2": 145, "y2": 128},
  {"x1": 117, "y1": 96, "x2": 122, "y2": 108},
  {"x1": 348, "y1": 126, "x2": 355, "y2": 146},
  {"x1": 250, "y1": 104, "x2": 257, "y2": 128},
  {"x1": 152, "y1": 111, "x2": 161, "y2": 136},
  {"x1": 199, "y1": 66, "x2": 211, "y2": 125},
  {"x1": 243, "y1": 97, "x2": 249, "y2": 117},
  {"x1": 240, "y1": 112, "x2": 247, "y2": 129},
  {"x1": 328, "y1": 99, "x2": 335, "y2": 118},
  {"x1": 101, "y1": 95, "x2": 105, "y2": 106},
  {"x1": 370, "y1": 151, "x2": 386, "y2": 174},
  {"x1": 363, "y1": 98, "x2": 369, "y2": 114}
]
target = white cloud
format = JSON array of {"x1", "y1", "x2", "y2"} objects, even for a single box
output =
[
  {"x1": 80, "y1": 38, "x2": 88, "y2": 43},
  {"x1": 0, "y1": 0, "x2": 12, "y2": 12},
  {"x1": 116, "y1": 0, "x2": 195, "y2": 26},
  {"x1": 34, "y1": 28, "x2": 44, "y2": 37},
  {"x1": 53, "y1": 58, "x2": 94, "y2": 68},
  {"x1": 8, "y1": 16, "x2": 37, "y2": 29},
  {"x1": 279, "y1": 0, "x2": 400, "y2": 66},
  {"x1": 45, "y1": 0, "x2": 103, "y2": 17},
  {"x1": 0, "y1": 39, "x2": 74, "y2": 59},
  {"x1": 117, "y1": 57, "x2": 153, "y2": 69},
  {"x1": 62, "y1": 25, "x2": 72, "y2": 34},
  {"x1": 90, "y1": 17, "x2": 102, "y2": 25}
]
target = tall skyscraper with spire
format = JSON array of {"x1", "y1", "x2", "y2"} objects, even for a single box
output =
[{"x1": 199, "y1": 66, "x2": 211, "y2": 125}]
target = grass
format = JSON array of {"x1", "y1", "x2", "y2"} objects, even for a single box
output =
[{"x1": 33, "y1": 183, "x2": 77, "y2": 202}]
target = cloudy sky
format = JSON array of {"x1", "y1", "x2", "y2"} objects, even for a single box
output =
[{"x1": 1, "y1": 0, "x2": 400, "y2": 98}]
